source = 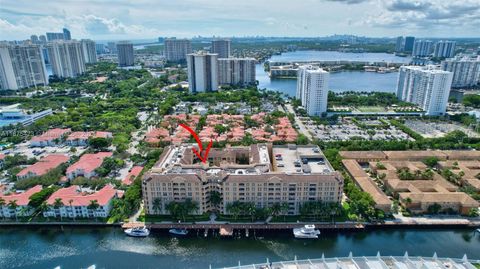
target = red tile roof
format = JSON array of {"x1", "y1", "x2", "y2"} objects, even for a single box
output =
[
  {"x1": 66, "y1": 152, "x2": 113, "y2": 175},
  {"x1": 30, "y1": 128, "x2": 71, "y2": 142},
  {"x1": 46, "y1": 185, "x2": 117, "y2": 206},
  {"x1": 0, "y1": 185, "x2": 43, "y2": 206},
  {"x1": 122, "y1": 166, "x2": 144, "y2": 185},
  {"x1": 67, "y1": 131, "x2": 112, "y2": 141},
  {"x1": 17, "y1": 154, "x2": 69, "y2": 178},
  {"x1": 0, "y1": 154, "x2": 5, "y2": 160}
]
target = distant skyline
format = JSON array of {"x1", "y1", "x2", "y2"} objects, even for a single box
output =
[{"x1": 1, "y1": 0, "x2": 479, "y2": 41}]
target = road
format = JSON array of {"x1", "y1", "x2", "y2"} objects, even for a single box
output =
[{"x1": 285, "y1": 104, "x2": 313, "y2": 141}]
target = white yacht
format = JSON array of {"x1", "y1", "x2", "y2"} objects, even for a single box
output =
[
  {"x1": 169, "y1": 228, "x2": 188, "y2": 236},
  {"x1": 293, "y1": 225, "x2": 320, "y2": 239},
  {"x1": 124, "y1": 226, "x2": 150, "y2": 237}
]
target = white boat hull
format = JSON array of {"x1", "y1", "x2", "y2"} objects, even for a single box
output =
[
  {"x1": 124, "y1": 228, "x2": 150, "y2": 237},
  {"x1": 169, "y1": 229, "x2": 188, "y2": 236}
]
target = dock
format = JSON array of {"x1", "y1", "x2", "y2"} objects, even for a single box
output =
[{"x1": 122, "y1": 222, "x2": 364, "y2": 230}]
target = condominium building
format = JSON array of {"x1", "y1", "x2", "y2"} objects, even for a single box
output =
[
  {"x1": 0, "y1": 185, "x2": 43, "y2": 218},
  {"x1": 395, "y1": 36, "x2": 404, "y2": 52},
  {"x1": 16, "y1": 154, "x2": 69, "y2": 180},
  {"x1": 81, "y1": 39, "x2": 97, "y2": 64},
  {"x1": 211, "y1": 39, "x2": 231, "y2": 59},
  {"x1": 30, "y1": 35, "x2": 39, "y2": 44},
  {"x1": 433, "y1": 41, "x2": 456, "y2": 58},
  {"x1": 218, "y1": 58, "x2": 256, "y2": 86},
  {"x1": 39, "y1": 35, "x2": 47, "y2": 44},
  {"x1": 441, "y1": 57, "x2": 480, "y2": 88},
  {"x1": 43, "y1": 185, "x2": 119, "y2": 219},
  {"x1": 396, "y1": 65, "x2": 453, "y2": 116},
  {"x1": 143, "y1": 144, "x2": 343, "y2": 216},
  {"x1": 296, "y1": 66, "x2": 329, "y2": 116},
  {"x1": 404, "y1": 36, "x2": 415, "y2": 52},
  {"x1": 412, "y1": 40, "x2": 433, "y2": 57},
  {"x1": 46, "y1": 32, "x2": 65, "y2": 41},
  {"x1": 63, "y1": 28, "x2": 71, "y2": 40},
  {"x1": 46, "y1": 40, "x2": 86, "y2": 78},
  {"x1": 66, "y1": 152, "x2": 113, "y2": 180},
  {"x1": 0, "y1": 43, "x2": 49, "y2": 90},
  {"x1": 164, "y1": 38, "x2": 192, "y2": 62},
  {"x1": 187, "y1": 51, "x2": 218, "y2": 93},
  {"x1": 116, "y1": 41, "x2": 134, "y2": 67}
]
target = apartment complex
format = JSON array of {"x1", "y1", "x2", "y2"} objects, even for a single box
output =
[
  {"x1": 80, "y1": 39, "x2": 97, "y2": 64},
  {"x1": 404, "y1": 36, "x2": 415, "y2": 52},
  {"x1": 43, "y1": 185, "x2": 119, "y2": 219},
  {"x1": 0, "y1": 43, "x2": 49, "y2": 90},
  {"x1": 46, "y1": 40, "x2": 86, "y2": 78},
  {"x1": 396, "y1": 65, "x2": 453, "y2": 116},
  {"x1": 187, "y1": 51, "x2": 218, "y2": 93},
  {"x1": 164, "y1": 38, "x2": 192, "y2": 62},
  {"x1": 296, "y1": 66, "x2": 329, "y2": 116},
  {"x1": 211, "y1": 39, "x2": 231, "y2": 58},
  {"x1": 0, "y1": 185, "x2": 43, "y2": 218},
  {"x1": 29, "y1": 128, "x2": 71, "y2": 147},
  {"x1": 66, "y1": 152, "x2": 113, "y2": 180},
  {"x1": 46, "y1": 32, "x2": 65, "y2": 41},
  {"x1": 341, "y1": 151, "x2": 479, "y2": 215},
  {"x1": 117, "y1": 41, "x2": 134, "y2": 67},
  {"x1": 433, "y1": 41, "x2": 456, "y2": 58},
  {"x1": 16, "y1": 154, "x2": 69, "y2": 180},
  {"x1": 441, "y1": 56, "x2": 480, "y2": 88},
  {"x1": 218, "y1": 58, "x2": 256, "y2": 86},
  {"x1": 412, "y1": 40, "x2": 433, "y2": 57},
  {"x1": 143, "y1": 144, "x2": 343, "y2": 216}
]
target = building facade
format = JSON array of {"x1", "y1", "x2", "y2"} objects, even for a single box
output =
[
  {"x1": 46, "y1": 40, "x2": 86, "y2": 78},
  {"x1": 441, "y1": 57, "x2": 480, "y2": 88},
  {"x1": 164, "y1": 38, "x2": 192, "y2": 62},
  {"x1": 143, "y1": 144, "x2": 343, "y2": 216},
  {"x1": 0, "y1": 185, "x2": 43, "y2": 218},
  {"x1": 412, "y1": 40, "x2": 433, "y2": 57},
  {"x1": 116, "y1": 41, "x2": 134, "y2": 67},
  {"x1": 404, "y1": 36, "x2": 415, "y2": 52},
  {"x1": 395, "y1": 36, "x2": 404, "y2": 52},
  {"x1": 187, "y1": 52, "x2": 218, "y2": 93},
  {"x1": 63, "y1": 28, "x2": 71, "y2": 40},
  {"x1": 46, "y1": 32, "x2": 65, "y2": 41},
  {"x1": 211, "y1": 39, "x2": 231, "y2": 59},
  {"x1": 396, "y1": 65, "x2": 453, "y2": 116},
  {"x1": 0, "y1": 43, "x2": 49, "y2": 90},
  {"x1": 81, "y1": 39, "x2": 97, "y2": 64},
  {"x1": 218, "y1": 58, "x2": 256, "y2": 86},
  {"x1": 296, "y1": 66, "x2": 329, "y2": 116},
  {"x1": 433, "y1": 41, "x2": 456, "y2": 58}
]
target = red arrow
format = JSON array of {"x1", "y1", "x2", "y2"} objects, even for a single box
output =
[{"x1": 179, "y1": 123, "x2": 213, "y2": 163}]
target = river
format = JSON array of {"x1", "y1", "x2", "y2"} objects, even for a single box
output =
[
  {"x1": 256, "y1": 50, "x2": 410, "y2": 96},
  {"x1": 1, "y1": 227, "x2": 478, "y2": 269}
]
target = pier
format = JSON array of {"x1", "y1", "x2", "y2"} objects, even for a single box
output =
[{"x1": 122, "y1": 222, "x2": 364, "y2": 230}]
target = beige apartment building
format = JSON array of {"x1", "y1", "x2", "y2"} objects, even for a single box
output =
[{"x1": 143, "y1": 144, "x2": 343, "y2": 215}]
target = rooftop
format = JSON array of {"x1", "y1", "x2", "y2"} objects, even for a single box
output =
[
  {"x1": 0, "y1": 185, "x2": 42, "y2": 206},
  {"x1": 46, "y1": 185, "x2": 117, "y2": 206},
  {"x1": 17, "y1": 154, "x2": 69, "y2": 178},
  {"x1": 66, "y1": 152, "x2": 113, "y2": 175},
  {"x1": 30, "y1": 128, "x2": 71, "y2": 142}
]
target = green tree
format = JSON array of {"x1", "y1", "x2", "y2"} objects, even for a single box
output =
[
  {"x1": 8, "y1": 200, "x2": 18, "y2": 222},
  {"x1": 209, "y1": 191, "x2": 222, "y2": 212},
  {"x1": 423, "y1": 157, "x2": 439, "y2": 168},
  {"x1": 53, "y1": 198, "x2": 64, "y2": 221},
  {"x1": 152, "y1": 198, "x2": 162, "y2": 215}
]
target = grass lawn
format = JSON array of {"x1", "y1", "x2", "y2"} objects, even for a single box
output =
[{"x1": 357, "y1": 106, "x2": 387, "y2": 112}]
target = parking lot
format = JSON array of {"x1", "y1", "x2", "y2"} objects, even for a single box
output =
[
  {"x1": 7, "y1": 142, "x2": 88, "y2": 159},
  {"x1": 404, "y1": 120, "x2": 480, "y2": 138},
  {"x1": 304, "y1": 118, "x2": 412, "y2": 142}
]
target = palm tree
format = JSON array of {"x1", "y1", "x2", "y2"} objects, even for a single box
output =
[
  {"x1": 208, "y1": 191, "x2": 222, "y2": 212},
  {"x1": 88, "y1": 200, "x2": 100, "y2": 221},
  {"x1": 245, "y1": 202, "x2": 256, "y2": 222},
  {"x1": 68, "y1": 199, "x2": 75, "y2": 222},
  {"x1": 166, "y1": 201, "x2": 181, "y2": 221},
  {"x1": 38, "y1": 201, "x2": 49, "y2": 221},
  {"x1": 53, "y1": 198, "x2": 64, "y2": 221},
  {"x1": 280, "y1": 202, "x2": 289, "y2": 222},
  {"x1": 19, "y1": 205, "x2": 31, "y2": 220},
  {"x1": 8, "y1": 200, "x2": 18, "y2": 222},
  {"x1": 226, "y1": 202, "x2": 241, "y2": 221},
  {"x1": 152, "y1": 198, "x2": 162, "y2": 215},
  {"x1": 269, "y1": 202, "x2": 282, "y2": 219},
  {"x1": 0, "y1": 197, "x2": 6, "y2": 221},
  {"x1": 183, "y1": 198, "x2": 198, "y2": 222}
]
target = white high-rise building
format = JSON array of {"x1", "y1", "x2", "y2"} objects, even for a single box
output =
[
  {"x1": 412, "y1": 40, "x2": 433, "y2": 57},
  {"x1": 116, "y1": 41, "x2": 134, "y2": 67},
  {"x1": 218, "y1": 58, "x2": 256, "y2": 86},
  {"x1": 0, "y1": 43, "x2": 49, "y2": 90},
  {"x1": 395, "y1": 36, "x2": 404, "y2": 52},
  {"x1": 187, "y1": 52, "x2": 218, "y2": 93},
  {"x1": 211, "y1": 39, "x2": 231, "y2": 59},
  {"x1": 80, "y1": 39, "x2": 97, "y2": 64},
  {"x1": 46, "y1": 40, "x2": 86, "y2": 78},
  {"x1": 296, "y1": 66, "x2": 329, "y2": 116},
  {"x1": 441, "y1": 57, "x2": 480, "y2": 88},
  {"x1": 433, "y1": 41, "x2": 456, "y2": 58},
  {"x1": 164, "y1": 38, "x2": 192, "y2": 62},
  {"x1": 396, "y1": 65, "x2": 453, "y2": 116}
]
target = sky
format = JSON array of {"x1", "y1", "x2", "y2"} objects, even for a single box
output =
[{"x1": 1, "y1": 0, "x2": 479, "y2": 41}]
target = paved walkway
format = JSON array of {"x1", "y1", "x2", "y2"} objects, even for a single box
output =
[{"x1": 285, "y1": 104, "x2": 313, "y2": 140}]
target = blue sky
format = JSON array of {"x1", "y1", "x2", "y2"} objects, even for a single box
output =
[{"x1": 1, "y1": 0, "x2": 479, "y2": 40}]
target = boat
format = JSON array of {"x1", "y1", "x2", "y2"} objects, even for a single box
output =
[
  {"x1": 169, "y1": 228, "x2": 188, "y2": 236},
  {"x1": 124, "y1": 226, "x2": 150, "y2": 237},
  {"x1": 293, "y1": 225, "x2": 321, "y2": 239},
  {"x1": 477, "y1": 228, "x2": 480, "y2": 233}
]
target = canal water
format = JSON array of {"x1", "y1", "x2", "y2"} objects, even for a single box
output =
[
  {"x1": 0, "y1": 227, "x2": 478, "y2": 269},
  {"x1": 256, "y1": 50, "x2": 409, "y2": 96}
]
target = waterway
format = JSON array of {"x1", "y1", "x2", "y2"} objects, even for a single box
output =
[
  {"x1": 256, "y1": 50, "x2": 410, "y2": 96},
  {"x1": 0, "y1": 227, "x2": 478, "y2": 269}
]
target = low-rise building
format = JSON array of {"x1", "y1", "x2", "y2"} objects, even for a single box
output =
[
  {"x1": 65, "y1": 131, "x2": 112, "y2": 147},
  {"x1": 0, "y1": 185, "x2": 42, "y2": 218},
  {"x1": 43, "y1": 185, "x2": 118, "y2": 219},
  {"x1": 143, "y1": 144, "x2": 343, "y2": 215},
  {"x1": 122, "y1": 166, "x2": 143, "y2": 185},
  {"x1": 16, "y1": 154, "x2": 69, "y2": 180},
  {"x1": 30, "y1": 128, "x2": 71, "y2": 147},
  {"x1": 66, "y1": 152, "x2": 113, "y2": 180}
]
